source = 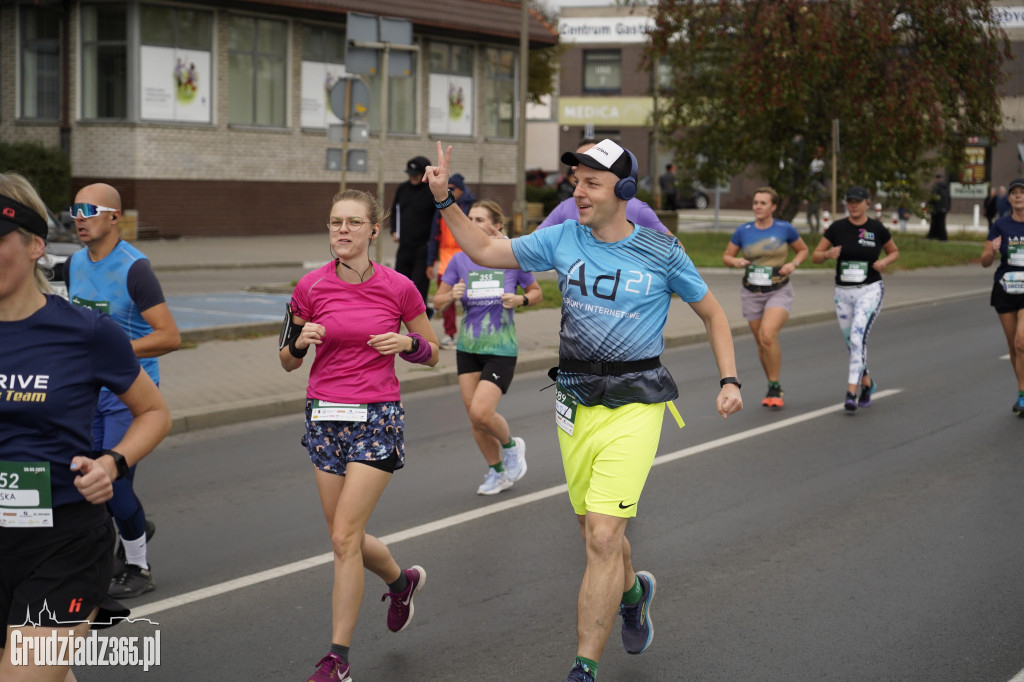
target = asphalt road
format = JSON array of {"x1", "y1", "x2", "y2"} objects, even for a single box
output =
[{"x1": 74, "y1": 295, "x2": 1024, "y2": 682}]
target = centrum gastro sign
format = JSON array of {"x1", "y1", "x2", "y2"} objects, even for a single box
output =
[
  {"x1": 558, "y1": 17, "x2": 654, "y2": 44},
  {"x1": 559, "y1": 97, "x2": 652, "y2": 127}
]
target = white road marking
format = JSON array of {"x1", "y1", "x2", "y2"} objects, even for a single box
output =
[{"x1": 131, "y1": 389, "x2": 902, "y2": 619}]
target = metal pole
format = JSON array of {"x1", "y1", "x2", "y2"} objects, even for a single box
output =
[
  {"x1": 513, "y1": 0, "x2": 528, "y2": 235},
  {"x1": 376, "y1": 46, "x2": 390, "y2": 264},
  {"x1": 341, "y1": 79, "x2": 351, "y2": 193},
  {"x1": 831, "y1": 118, "x2": 839, "y2": 218}
]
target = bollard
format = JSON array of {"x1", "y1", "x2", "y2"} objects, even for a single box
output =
[
  {"x1": 822, "y1": 210, "x2": 831, "y2": 230},
  {"x1": 973, "y1": 204, "x2": 980, "y2": 229},
  {"x1": 874, "y1": 203, "x2": 883, "y2": 219}
]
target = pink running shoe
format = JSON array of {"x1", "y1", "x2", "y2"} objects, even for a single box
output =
[
  {"x1": 381, "y1": 565, "x2": 426, "y2": 633},
  {"x1": 307, "y1": 653, "x2": 351, "y2": 682}
]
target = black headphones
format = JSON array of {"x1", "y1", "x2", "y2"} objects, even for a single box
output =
[{"x1": 614, "y1": 150, "x2": 639, "y2": 201}]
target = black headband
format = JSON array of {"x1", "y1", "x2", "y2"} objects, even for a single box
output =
[{"x1": 0, "y1": 194, "x2": 47, "y2": 241}]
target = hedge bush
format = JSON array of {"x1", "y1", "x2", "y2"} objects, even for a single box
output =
[{"x1": 0, "y1": 142, "x2": 71, "y2": 213}]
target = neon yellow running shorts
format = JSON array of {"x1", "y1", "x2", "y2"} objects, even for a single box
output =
[{"x1": 556, "y1": 400, "x2": 665, "y2": 518}]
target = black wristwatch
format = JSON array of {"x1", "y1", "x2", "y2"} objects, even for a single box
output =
[
  {"x1": 719, "y1": 377, "x2": 742, "y2": 389},
  {"x1": 434, "y1": 189, "x2": 456, "y2": 209},
  {"x1": 102, "y1": 449, "x2": 131, "y2": 480},
  {"x1": 408, "y1": 335, "x2": 420, "y2": 353}
]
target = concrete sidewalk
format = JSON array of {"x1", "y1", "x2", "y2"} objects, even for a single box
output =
[{"x1": 136, "y1": 212, "x2": 994, "y2": 434}]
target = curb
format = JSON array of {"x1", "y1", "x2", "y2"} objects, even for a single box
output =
[{"x1": 166, "y1": 287, "x2": 988, "y2": 436}]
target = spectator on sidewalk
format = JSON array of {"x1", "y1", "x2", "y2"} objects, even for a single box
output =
[
  {"x1": 985, "y1": 186, "x2": 999, "y2": 230},
  {"x1": 805, "y1": 178, "x2": 826, "y2": 233},
  {"x1": 391, "y1": 155, "x2": 437, "y2": 311},
  {"x1": 997, "y1": 185, "x2": 1011, "y2": 218},
  {"x1": 927, "y1": 173, "x2": 951, "y2": 240},
  {"x1": 66, "y1": 182, "x2": 180, "y2": 600},
  {"x1": 659, "y1": 163, "x2": 678, "y2": 210},
  {"x1": 427, "y1": 173, "x2": 475, "y2": 349}
]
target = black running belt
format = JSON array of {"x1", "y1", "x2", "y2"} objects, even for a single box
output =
[{"x1": 557, "y1": 356, "x2": 661, "y2": 376}]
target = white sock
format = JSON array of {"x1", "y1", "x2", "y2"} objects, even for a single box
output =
[{"x1": 122, "y1": 535, "x2": 149, "y2": 570}]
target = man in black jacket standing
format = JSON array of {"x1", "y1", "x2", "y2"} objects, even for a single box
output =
[
  {"x1": 391, "y1": 155, "x2": 437, "y2": 307},
  {"x1": 927, "y1": 173, "x2": 951, "y2": 241}
]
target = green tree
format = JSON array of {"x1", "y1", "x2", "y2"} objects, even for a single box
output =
[
  {"x1": 638, "y1": 0, "x2": 1011, "y2": 220},
  {"x1": 529, "y1": 1, "x2": 566, "y2": 104}
]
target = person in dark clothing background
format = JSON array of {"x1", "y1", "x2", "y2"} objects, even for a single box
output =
[
  {"x1": 927, "y1": 173, "x2": 951, "y2": 241},
  {"x1": 659, "y1": 163, "x2": 678, "y2": 210},
  {"x1": 391, "y1": 155, "x2": 437, "y2": 308}
]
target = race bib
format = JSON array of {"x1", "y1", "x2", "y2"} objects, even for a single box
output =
[
  {"x1": 840, "y1": 260, "x2": 869, "y2": 283},
  {"x1": 467, "y1": 270, "x2": 505, "y2": 300},
  {"x1": 745, "y1": 265, "x2": 773, "y2": 287},
  {"x1": 310, "y1": 400, "x2": 368, "y2": 422},
  {"x1": 554, "y1": 385, "x2": 578, "y2": 436},
  {"x1": 1001, "y1": 271, "x2": 1024, "y2": 294},
  {"x1": 71, "y1": 296, "x2": 110, "y2": 314},
  {"x1": 0, "y1": 461, "x2": 53, "y2": 528},
  {"x1": 1008, "y1": 244, "x2": 1024, "y2": 267}
]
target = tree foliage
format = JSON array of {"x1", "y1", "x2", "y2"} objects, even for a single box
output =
[
  {"x1": 528, "y1": 1, "x2": 567, "y2": 104},
  {"x1": 637, "y1": 0, "x2": 1011, "y2": 219}
]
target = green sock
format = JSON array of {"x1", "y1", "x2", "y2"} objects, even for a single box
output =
[
  {"x1": 501, "y1": 438, "x2": 515, "y2": 449},
  {"x1": 490, "y1": 462, "x2": 506, "y2": 473},
  {"x1": 621, "y1": 575, "x2": 643, "y2": 605},
  {"x1": 768, "y1": 381, "x2": 781, "y2": 389},
  {"x1": 1019, "y1": 390, "x2": 1024, "y2": 397},
  {"x1": 574, "y1": 657, "x2": 598, "y2": 678}
]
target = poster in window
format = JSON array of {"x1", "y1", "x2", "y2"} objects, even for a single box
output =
[
  {"x1": 428, "y1": 74, "x2": 472, "y2": 136},
  {"x1": 301, "y1": 62, "x2": 347, "y2": 129},
  {"x1": 140, "y1": 46, "x2": 211, "y2": 122}
]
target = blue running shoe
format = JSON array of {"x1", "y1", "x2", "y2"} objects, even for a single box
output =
[
  {"x1": 858, "y1": 379, "x2": 876, "y2": 408},
  {"x1": 1014, "y1": 395, "x2": 1024, "y2": 416},
  {"x1": 619, "y1": 570, "x2": 656, "y2": 655},
  {"x1": 566, "y1": 661, "x2": 596, "y2": 682}
]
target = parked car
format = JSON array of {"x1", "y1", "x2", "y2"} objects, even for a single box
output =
[
  {"x1": 679, "y1": 188, "x2": 710, "y2": 210},
  {"x1": 42, "y1": 208, "x2": 83, "y2": 299}
]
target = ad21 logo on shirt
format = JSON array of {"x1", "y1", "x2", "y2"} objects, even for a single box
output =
[{"x1": 565, "y1": 262, "x2": 654, "y2": 300}]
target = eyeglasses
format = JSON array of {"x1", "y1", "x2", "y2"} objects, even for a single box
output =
[
  {"x1": 328, "y1": 216, "x2": 371, "y2": 232},
  {"x1": 70, "y1": 203, "x2": 117, "y2": 219}
]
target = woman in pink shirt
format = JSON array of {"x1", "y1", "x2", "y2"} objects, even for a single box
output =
[{"x1": 280, "y1": 189, "x2": 439, "y2": 682}]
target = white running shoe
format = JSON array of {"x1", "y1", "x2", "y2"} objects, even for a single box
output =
[
  {"x1": 502, "y1": 437, "x2": 527, "y2": 482},
  {"x1": 477, "y1": 469, "x2": 513, "y2": 495},
  {"x1": 438, "y1": 334, "x2": 457, "y2": 350}
]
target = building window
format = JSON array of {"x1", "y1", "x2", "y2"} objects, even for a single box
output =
[
  {"x1": 302, "y1": 25, "x2": 345, "y2": 63},
  {"x1": 655, "y1": 57, "x2": 673, "y2": 92},
  {"x1": 227, "y1": 15, "x2": 288, "y2": 127},
  {"x1": 482, "y1": 47, "x2": 516, "y2": 139},
  {"x1": 367, "y1": 50, "x2": 417, "y2": 135},
  {"x1": 428, "y1": 41, "x2": 473, "y2": 135},
  {"x1": 140, "y1": 4, "x2": 213, "y2": 122},
  {"x1": 20, "y1": 5, "x2": 61, "y2": 120},
  {"x1": 81, "y1": 3, "x2": 128, "y2": 119},
  {"x1": 300, "y1": 25, "x2": 346, "y2": 129},
  {"x1": 583, "y1": 50, "x2": 621, "y2": 93}
]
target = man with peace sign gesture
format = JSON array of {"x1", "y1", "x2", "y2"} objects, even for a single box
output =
[{"x1": 428, "y1": 140, "x2": 742, "y2": 682}]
